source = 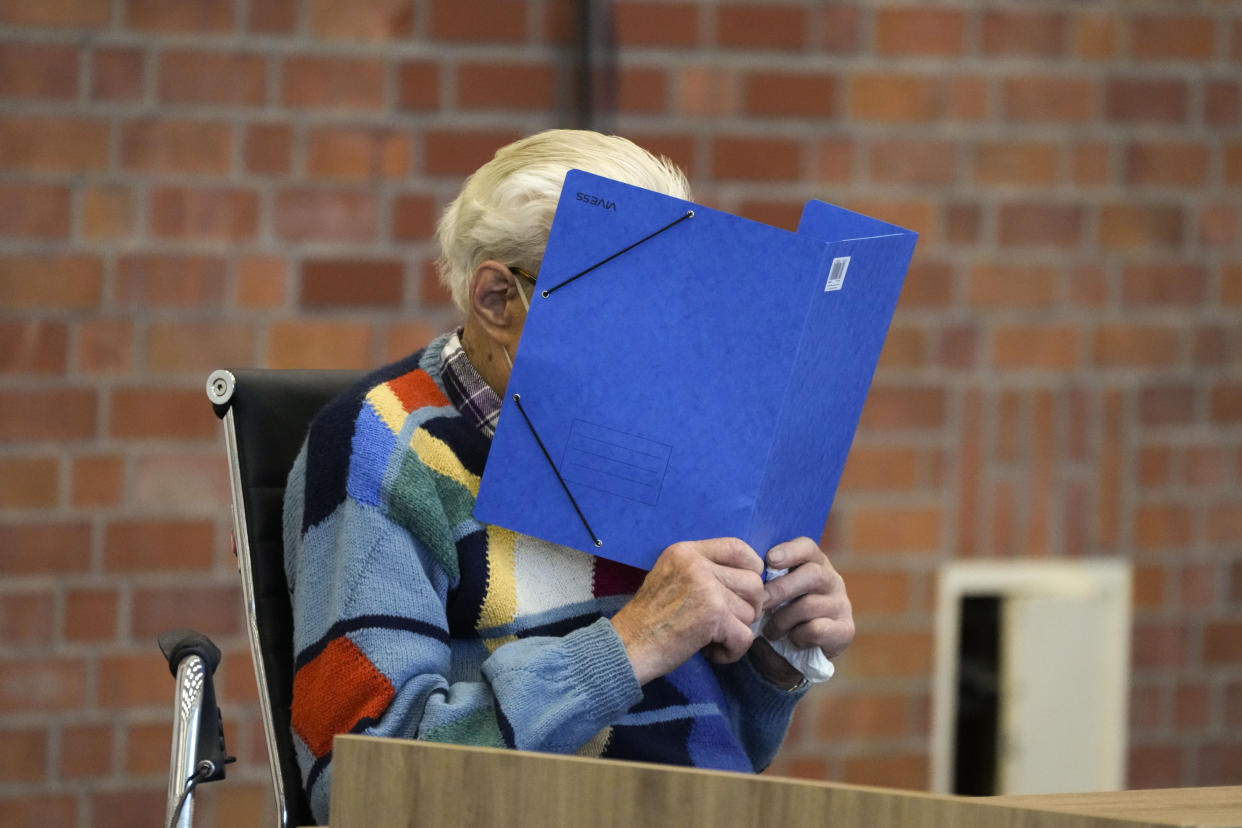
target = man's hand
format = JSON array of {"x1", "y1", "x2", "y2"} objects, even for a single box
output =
[
  {"x1": 758, "y1": 537, "x2": 854, "y2": 659},
  {"x1": 611, "y1": 538, "x2": 765, "y2": 686}
]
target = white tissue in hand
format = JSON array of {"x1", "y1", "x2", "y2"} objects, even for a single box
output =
[{"x1": 750, "y1": 567, "x2": 835, "y2": 684}]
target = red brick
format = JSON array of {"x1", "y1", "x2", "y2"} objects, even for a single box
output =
[
  {"x1": 1205, "y1": 80, "x2": 1240, "y2": 126},
  {"x1": 1198, "y1": 204, "x2": 1237, "y2": 245},
  {"x1": 876, "y1": 8, "x2": 965, "y2": 57},
  {"x1": 249, "y1": 0, "x2": 295, "y2": 32},
  {"x1": 1205, "y1": 622, "x2": 1242, "y2": 663},
  {"x1": 281, "y1": 56, "x2": 386, "y2": 109},
  {"x1": 76, "y1": 319, "x2": 134, "y2": 374},
  {"x1": 849, "y1": 74, "x2": 939, "y2": 123},
  {"x1": 425, "y1": 129, "x2": 522, "y2": 176},
  {"x1": 947, "y1": 76, "x2": 989, "y2": 122},
  {"x1": 92, "y1": 48, "x2": 143, "y2": 101},
  {"x1": 429, "y1": 0, "x2": 526, "y2": 42},
  {"x1": 0, "y1": 183, "x2": 70, "y2": 238},
  {"x1": 145, "y1": 322, "x2": 255, "y2": 374},
  {"x1": 868, "y1": 139, "x2": 955, "y2": 186},
  {"x1": 301, "y1": 260, "x2": 405, "y2": 307},
  {"x1": 1131, "y1": 565, "x2": 1165, "y2": 608},
  {"x1": 1099, "y1": 204, "x2": 1184, "y2": 250},
  {"x1": 1213, "y1": 385, "x2": 1242, "y2": 424},
  {"x1": 104, "y1": 520, "x2": 214, "y2": 572},
  {"x1": 844, "y1": 626, "x2": 932, "y2": 680},
  {"x1": 0, "y1": 657, "x2": 85, "y2": 711},
  {"x1": 0, "y1": 0, "x2": 108, "y2": 26},
  {"x1": 1131, "y1": 16, "x2": 1214, "y2": 60},
  {"x1": 678, "y1": 66, "x2": 737, "y2": 117},
  {"x1": 397, "y1": 60, "x2": 441, "y2": 110},
  {"x1": 898, "y1": 261, "x2": 953, "y2": 309},
  {"x1": 157, "y1": 49, "x2": 266, "y2": 105},
  {"x1": 123, "y1": 721, "x2": 171, "y2": 775},
  {"x1": 1122, "y1": 263, "x2": 1205, "y2": 306},
  {"x1": 973, "y1": 141, "x2": 1060, "y2": 187},
  {"x1": 945, "y1": 203, "x2": 980, "y2": 244},
  {"x1": 1199, "y1": 743, "x2": 1242, "y2": 786},
  {"x1": 1126, "y1": 142, "x2": 1208, "y2": 188},
  {"x1": 392, "y1": 193, "x2": 436, "y2": 241},
  {"x1": 418, "y1": 259, "x2": 453, "y2": 307},
  {"x1": 815, "y1": 5, "x2": 860, "y2": 53},
  {"x1": 938, "y1": 324, "x2": 977, "y2": 370},
  {"x1": 0, "y1": 456, "x2": 59, "y2": 508},
  {"x1": 384, "y1": 322, "x2": 440, "y2": 362},
  {"x1": 968, "y1": 263, "x2": 1057, "y2": 308},
  {"x1": 1128, "y1": 745, "x2": 1183, "y2": 789},
  {"x1": 743, "y1": 71, "x2": 835, "y2": 118},
  {"x1": 0, "y1": 727, "x2": 47, "y2": 782},
  {"x1": 133, "y1": 452, "x2": 229, "y2": 511},
  {"x1": 1184, "y1": 446, "x2": 1226, "y2": 487},
  {"x1": 614, "y1": 1, "x2": 699, "y2": 47},
  {"x1": 149, "y1": 187, "x2": 259, "y2": 240},
  {"x1": 1093, "y1": 325, "x2": 1180, "y2": 368},
  {"x1": 82, "y1": 184, "x2": 136, "y2": 238},
  {"x1": 0, "y1": 592, "x2": 54, "y2": 646},
  {"x1": 711, "y1": 136, "x2": 800, "y2": 181},
  {"x1": 1229, "y1": 144, "x2": 1242, "y2": 186},
  {"x1": 120, "y1": 119, "x2": 232, "y2": 174},
  {"x1": 0, "y1": 115, "x2": 109, "y2": 172},
  {"x1": 458, "y1": 62, "x2": 557, "y2": 110},
  {"x1": 0, "y1": 321, "x2": 68, "y2": 375},
  {"x1": 1072, "y1": 142, "x2": 1111, "y2": 187},
  {"x1": 875, "y1": 327, "x2": 927, "y2": 370},
  {"x1": 981, "y1": 10, "x2": 1066, "y2": 56},
  {"x1": 244, "y1": 122, "x2": 292, "y2": 175},
  {"x1": 0, "y1": 388, "x2": 96, "y2": 441},
  {"x1": 237, "y1": 255, "x2": 288, "y2": 308},
  {"x1": 1138, "y1": 384, "x2": 1195, "y2": 426},
  {"x1": 65, "y1": 588, "x2": 119, "y2": 641},
  {"x1": 818, "y1": 692, "x2": 911, "y2": 741},
  {"x1": 997, "y1": 203, "x2": 1083, "y2": 246},
  {"x1": 993, "y1": 326, "x2": 1079, "y2": 370},
  {"x1": 306, "y1": 128, "x2": 413, "y2": 180},
  {"x1": 1073, "y1": 14, "x2": 1118, "y2": 59},
  {"x1": 716, "y1": 4, "x2": 806, "y2": 50},
  {"x1": 1106, "y1": 78, "x2": 1189, "y2": 123},
  {"x1": 266, "y1": 322, "x2": 373, "y2": 369},
  {"x1": 108, "y1": 387, "x2": 217, "y2": 439},
  {"x1": 0, "y1": 42, "x2": 78, "y2": 98},
  {"x1": 308, "y1": 0, "x2": 414, "y2": 40},
  {"x1": 126, "y1": 0, "x2": 233, "y2": 32},
  {"x1": 618, "y1": 66, "x2": 668, "y2": 113},
  {"x1": 276, "y1": 189, "x2": 379, "y2": 242},
  {"x1": 0, "y1": 523, "x2": 90, "y2": 575},
  {"x1": 131, "y1": 585, "x2": 241, "y2": 637},
  {"x1": 1132, "y1": 622, "x2": 1188, "y2": 669},
  {"x1": 91, "y1": 790, "x2": 166, "y2": 828},
  {"x1": 848, "y1": 507, "x2": 940, "y2": 554},
  {"x1": 1193, "y1": 326, "x2": 1232, "y2": 367},
  {"x1": 839, "y1": 448, "x2": 920, "y2": 492},
  {"x1": 117, "y1": 255, "x2": 228, "y2": 305},
  {"x1": 1134, "y1": 505, "x2": 1193, "y2": 549},
  {"x1": 1180, "y1": 563, "x2": 1217, "y2": 607}
]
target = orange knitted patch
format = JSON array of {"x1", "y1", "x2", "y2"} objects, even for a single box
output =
[
  {"x1": 388, "y1": 369, "x2": 449, "y2": 414},
  {"x1": 291, "y1": 636, "x2": 396, "y2": 758}
]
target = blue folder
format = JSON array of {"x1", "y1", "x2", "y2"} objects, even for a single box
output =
[{"x1": 473, "y1": 170, "x2": 918, "y2": 571}]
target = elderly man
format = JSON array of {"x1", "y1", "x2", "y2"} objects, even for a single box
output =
[{"x1": 283, "y1": 129, "x2": 855, "y2": 822}]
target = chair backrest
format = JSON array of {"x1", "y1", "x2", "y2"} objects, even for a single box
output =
[{"x1": 207, "y1": 368, "x2": 365, "y2": 828}]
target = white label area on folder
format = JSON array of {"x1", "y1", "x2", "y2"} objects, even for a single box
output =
[
  {"x1": 824, "y1": 256, "x2": 850, "y2": 292},
  {"x1": 561, "y1": 420, "x2": 671, "y2": 506}
]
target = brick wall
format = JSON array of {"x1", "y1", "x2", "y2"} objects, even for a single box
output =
[{"x1": 1, "y1": 1, "x2": 1239, "y2": 825}]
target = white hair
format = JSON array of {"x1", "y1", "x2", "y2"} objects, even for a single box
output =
[{"x1": 436, "y1": 129, "x2": 691, "y2": 312}]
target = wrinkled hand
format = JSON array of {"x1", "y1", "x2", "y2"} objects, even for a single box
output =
[
  {"x1": 758, "y1": 537, "x2": 854, "y2": 659},
  {"x1": 611, "y1": 538, "x2": 765, "y2": 686}
]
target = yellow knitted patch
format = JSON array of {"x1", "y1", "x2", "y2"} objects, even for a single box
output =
[
  {"x1": 478, "y1": 524, "x2": 518, "y2": 639},
  {"x1": 366, "y1": 383, "x2": 408, "y2": 435},
  {"x1": 410, "y1": 428, "x2": 481, "y2": 495}
]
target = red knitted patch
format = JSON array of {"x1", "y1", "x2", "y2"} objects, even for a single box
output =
[
  {"x1": 593, "y1": 556, "x2": 646, "y2": 598},
  {"x1": 291, "y1": 636, "x2": 395, "y2": 758},
  {"x1": 387, "y1": 369, "x2": 449, "y2": 413}
]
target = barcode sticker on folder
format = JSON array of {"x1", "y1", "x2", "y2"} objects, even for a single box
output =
[{"x1": 824, "y1": 256, "x2": 850, "y2": 292}]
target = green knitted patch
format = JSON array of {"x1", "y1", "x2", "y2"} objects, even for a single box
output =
[
  {"x1": 388, "y1": 451, "x2": 461, "y2": 580},
  {"x1": 423, "y1": 705, "x2": 506, "y2": 749}
]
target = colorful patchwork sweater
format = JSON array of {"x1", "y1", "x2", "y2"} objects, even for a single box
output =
[{"x1": 283, "y1": 332, "x2": 803, "y2": 822}]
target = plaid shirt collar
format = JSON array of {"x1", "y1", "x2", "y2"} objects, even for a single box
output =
[{"x1": 441, "y1": 329, "x2": 502, "y2": 439}]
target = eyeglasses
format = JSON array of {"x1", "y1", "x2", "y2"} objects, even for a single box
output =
[{"x1": 510, "y1": 265, "x2": 537, "y2": 287}]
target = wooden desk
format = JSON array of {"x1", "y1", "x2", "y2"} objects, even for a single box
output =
[{"x1": 328, "y1": 735, "x2": 1241, "y2": 828}]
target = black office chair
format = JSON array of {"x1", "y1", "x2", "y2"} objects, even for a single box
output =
[{"x1": 206, "y1": 368, "x2": 365, "y2": 828}]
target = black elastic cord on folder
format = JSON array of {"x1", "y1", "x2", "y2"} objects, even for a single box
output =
[
  {"x1": 539, "y1": 209, "x2": 695, "y2": 298},
  {"x1": 511, "y1": 393, "x2": 602, "y2": 548}
]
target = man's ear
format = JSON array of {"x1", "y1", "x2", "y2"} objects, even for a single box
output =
[{"x1": 468, "y1": 260, "x2": 522, "y2": 342}]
